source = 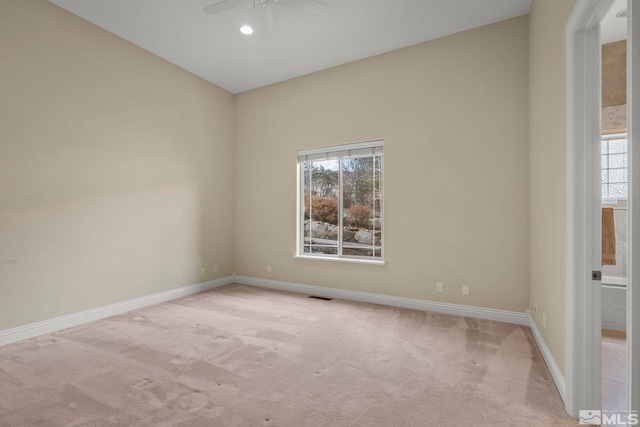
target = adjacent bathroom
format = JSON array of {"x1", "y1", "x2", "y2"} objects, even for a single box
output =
[{"x1": 601, "y1": 0, "x2": 628, "y2": 412}]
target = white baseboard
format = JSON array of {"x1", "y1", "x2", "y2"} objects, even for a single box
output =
[
  {"x1": 527, "y1": 312, "x2": 567, "y2": 403},
  {"x1": 234, "y1": 275, "x2": 528, "y2": 326},
  {"x1": 0, "y1": 276, "x2": 234, "y2": 347},
  {"x1": 1, "y1": 273, "x2": 560, "y2": 411},
  {"x1": 237, "y1": 276, "x2": 570, "y2": 400},
  {"x1": 1, "y1": 274, "x2": 566, "y2": 408}
]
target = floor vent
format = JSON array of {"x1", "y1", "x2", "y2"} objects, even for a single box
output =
[{"x1": 308, "y1": 295, "x2": 332, "y2": 301}]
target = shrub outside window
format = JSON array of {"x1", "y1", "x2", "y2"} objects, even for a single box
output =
[{"x1": 297, "y1": 140, "x2": 383, "y2": 262}]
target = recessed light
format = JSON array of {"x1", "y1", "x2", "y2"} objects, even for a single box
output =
[
  {"x1": 616, "y1": 9, "x2": 628, "y2": 18},
  {"x1": 240, "y1": 25, "x2": 254, "y2": 35}
]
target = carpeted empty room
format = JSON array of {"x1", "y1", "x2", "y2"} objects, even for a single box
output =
[
  {"x1": 0, "y1": 284, "x2": 577, "y2": 426},
  {"x1": 3, "y1": 1, "x2": 620, "y2": 424}
]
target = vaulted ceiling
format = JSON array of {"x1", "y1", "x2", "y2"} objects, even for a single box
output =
[{"x1": 49, "y1": 0, "x2": 534, "y2": 93}]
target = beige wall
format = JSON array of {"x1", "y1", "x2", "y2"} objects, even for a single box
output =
[
  {"x1": 1, "y1": 1, "x2": 579, "y2": 359},
  {"x1": 0, "y1": 0, "x2": 235, "y2": 329},
  {"x1": 234, "y1": 17, "x2": 530, "y2": 312},
  {"x1": 602, "y1": 40, "x2": 627, "y2": 132},
  {"x1": 528, "y1": 0, "x2": 576, "y2": 376},
  {"x1": 602, "y1": 40, "x2": 627, "y2": 108}
]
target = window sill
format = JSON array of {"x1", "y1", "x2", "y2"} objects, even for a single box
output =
[
  {"x1": 294, "y1": 255, "x2": 386, "y2": 266},
  {"x1": 601, "y1": 275, "x2": 627, "y2": 287}
]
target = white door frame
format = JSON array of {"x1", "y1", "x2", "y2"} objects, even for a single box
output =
[
  {"x1": 628, "y1": 0, "x2": 639, "y2": 416},
  {"x1": 565, "y1": 0, "x2": 610, "y2": 417},
  {"x1": 566, "y1": 0, "x2": 638, "y2": 418}
]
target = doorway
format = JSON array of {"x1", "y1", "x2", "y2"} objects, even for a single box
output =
[
  {"x1": 566, "y1": 0, "x2": 638, "y2": 420},
  {"x1": 600, "y1": 2, "x2": 628, "y2": 411}
]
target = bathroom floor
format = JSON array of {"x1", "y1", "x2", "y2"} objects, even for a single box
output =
[{"x1": 602, "y1": 331, "x2": 627, "y2": 411}]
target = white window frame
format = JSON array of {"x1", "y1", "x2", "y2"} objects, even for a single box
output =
[
  {"x1": 601, "y1": 132, "x2": 629, "y2": 201},
  {"x1": 295, "y1": 140, "x2": 385, "y2": 265}
]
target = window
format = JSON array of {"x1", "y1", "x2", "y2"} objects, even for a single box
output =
[
  {"x1": 601, "y1": 133, "x2": 628, "y2": 200},
  {"x1": 601, "y1": 133, "x2": 628, "y2": 282},
  {"x1": 297, "y1": 140, "x2": 383, "y2": 262}
]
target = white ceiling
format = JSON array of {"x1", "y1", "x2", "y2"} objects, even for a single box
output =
[
  {"x1": 601, "y1": 0, "x2": 628, "y2": 44},
  {"x1": 49, "y1": 0, "x2": 531, "y2": 94}
]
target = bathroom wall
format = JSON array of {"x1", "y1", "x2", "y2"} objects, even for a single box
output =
[{"x1": 601, "y1": 39, "x2": 627, "y2": 332}]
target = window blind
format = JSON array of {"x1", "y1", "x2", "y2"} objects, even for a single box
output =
[{"x1": 297, "y1": 140, "x2": 384, "y2": 162}]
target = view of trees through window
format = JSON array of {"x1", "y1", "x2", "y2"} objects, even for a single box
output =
[{"x1": 302, "y1": 154, "x2": 382, "y2": 259}]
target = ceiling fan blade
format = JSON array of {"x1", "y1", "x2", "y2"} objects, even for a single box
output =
[
  {"x1": 203, "y1": 0, "x2": 251, "y2": 14},
  {"x1": 273, "y1": 0, "x2": 326, "y2": 13},
  {"x1": 258, "y1": 3, "x2": 277, "y2": 37}
]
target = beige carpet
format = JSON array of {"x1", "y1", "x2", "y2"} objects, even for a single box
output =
[{"x1": 0, "y1": 284, "x2": 577, "y2": 426}]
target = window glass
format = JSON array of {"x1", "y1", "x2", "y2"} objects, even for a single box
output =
[
  {"x1": 299, "y1": 141, "x2": 383, "y2": 261},
  {"x1": 601, "y1": 134, "x2": 628, "y2": 199}
]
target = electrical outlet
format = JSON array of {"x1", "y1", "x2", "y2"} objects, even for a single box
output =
[
  {"x1": 534, "y1": 303, "x2": 537, "y2": 314},
  {"x1": 200, "y1": 267, "x2": 205, "y2": 276},
  {"x1": 213, "y1": 265, "x2": 218, "y2": 273},
  {"x1": 462, "y1": 285, "x2": 470, "y2": 296},
  {"x1": 436, "y1": 282, "x2": 444, "y2": 293},
  {"x1": 267, "y1": 265, "x2": 272, "y2": 273}
]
